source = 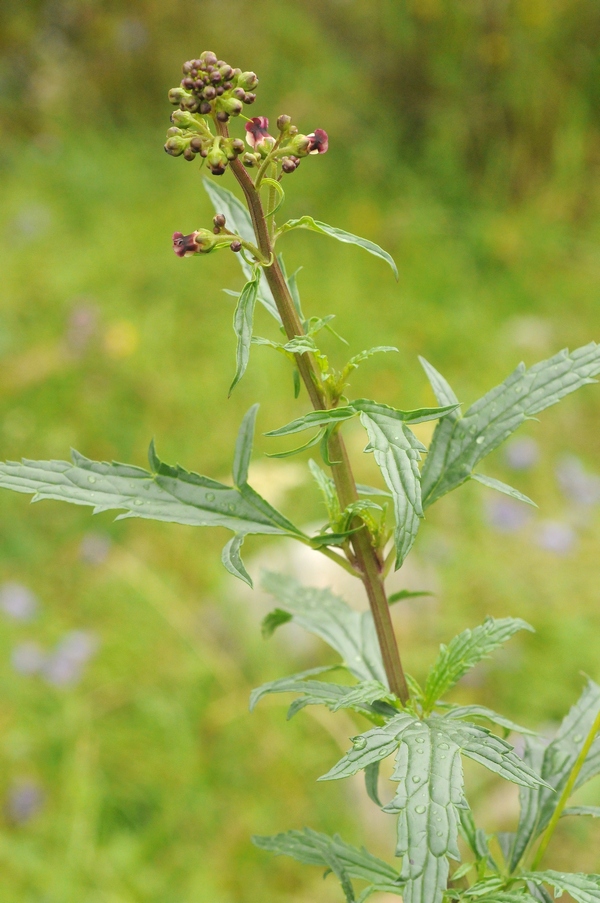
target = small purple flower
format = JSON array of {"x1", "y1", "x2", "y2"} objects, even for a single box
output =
[
  {"x1": 244, "y1": 116, "x2": 272, "y2": 149},
  {"x1": 0, "y1": 582, "x2": 38, "y2": 621},
  {"x1": 42, "y1": 630, "x2": 99, "y2": 687},
  {"x1": 79, "y1": 532, "x2": 112, "y2": 565},
  {"x1": 306, "y1": 128, "x2": 328, "y2": 154},
  {"x1": 556, "y1": 455, "x2": 600, "y2": 506},
  {"x1": 505, "y1": 437, "x2": 539, "y2": 471},
  {"x1": 486, "y1": 497, "x2": 531, "y2": 533},
  {"x1": 6, "y1": 780, "x2": 45, "y2": 824},
  {"x1": 11, "y1": 641, "x2": 45, "y2": 675},
  {"x1": 172, "y1": 231, "x2": 200, "y2": 257},
  {"x1": 534, "y1": 520, "x2": 576, "y2": 555}
]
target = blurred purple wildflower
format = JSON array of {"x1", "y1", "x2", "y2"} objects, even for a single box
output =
[
  {"x1": 11, "y1": 641, "x2": 45, "y2": 675},
  {"x1": 5, "y1": 780, "x2": 45, "y2": 824},
  {"x1": 0, "y1": 582, "x2": 38, "y2": 621},
  {"x1": 486, "y1": 497, "x2": 531, "y2": 533},
  {"x1": 66, "y1": 302, "x2": 98, "y2": 355},
  {"x1": 42, "y1": 630, "x2": 99, "y2": 687},
  {"x1": 556, "y1": 455, "x2": 600, "y2": 506},
  {"x1": 534, "y1": 520, "x2": 576, "y2": 555},
  {"x1": 505, "y1": 437, "x2": 539, "y2": 471},
  {"x1": 79, "y1": 532, "x2": 112, "y2": 565}
]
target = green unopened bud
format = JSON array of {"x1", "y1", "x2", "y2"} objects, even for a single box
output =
[
  {"x1": 201, "y1": 51, "x2": 218, "y2": 66},
  {"x1": 182, "y1": 95, "x2": 199, "y2": 112},
  {"x1": 241, "y1": 152, "x2": 260, "y2": 168},
  {"x1": 219, "y1": 97, "x2": 243, "y2": 117},
  {"x1": 207, "y1": 142, "x2": 228, "y2": 175},
  {"x1": 277, "y1": 114, "x2": 292, "y2": 133},
  {"x1": 166, "y1": 126, "x2": 182, "y2": 138},
  {"x1": 237, "y1": 71, "x2": 259, "y2": 91},
  {"x1": 170, "y1": 110, "x2": 204, "y2": 131},
  {"x1": 287, "y1": 134, "x2": 311, "y2": 156},
  {"x1": 168, "y1": 87, "x2": 190, "y2": 105},
  {"x1": 183, "y1": 146, "x2": 196, "y2": 161},
  {"x1": 164, "y1": 135, "x2": 187, "y2": 156}
]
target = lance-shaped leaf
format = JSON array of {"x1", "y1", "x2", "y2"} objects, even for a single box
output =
[
  {"x1": 203, "y1": 179, "x2": 282, "y2": 323},
  {"x1": 421, "y1": 343, "x2": 600, "y2": 508},
  {"x1": 221, "y1": 533, "x2": 252, "y2": 586},
  {"x1": 423, "y1": 617, "x2": 533, "y2": 710},
  {"x1": 470, "y1": 474, "x2": 536, "y2": 507},
  {"x1": 353, "y1": 400, "x2": 458, "y2": 569},
  {"x1": 278, "y1": 215, "x2": 399, "y2": 279},
  {"x1": 265, "y1": 406, "x2": 358, "y2": 438},
  {"x1": 308, "y1": 458, "x2": 341, "y2": 523},
  {"x1": 229, "y1": 268, "x2": 261, "y2": 394},
  {"x1": 510, "y1": 679, "x2": 600, "y2": 871},
  {"x1": 232, "y1": 403, "x2": 259, "y2": 488},
  {"x1": 523, "y1": 871, "x2": 600, "y2": 903},
  {"x1": 261, "y1": 572, "x2": 386, "y2": 684},
  {"x1": 562, "y1": 805, "x2": 600, "y2": 818},
  {"x1": 250, "y1": 674, "x2": 395, "y2": 720},
  {"x1": 253, "y1": 828, "x2": 404, "y2": 902},
  {"x1": 0, "y1": 433, "x2": 305, "y2": 557},
  {"x1": 439, "y1": 704, "x2": 535, "y2": 736}
]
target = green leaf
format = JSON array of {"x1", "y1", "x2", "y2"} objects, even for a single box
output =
[
  {"x1": 249, "y1": 665, "x2": 336, "y2": 711},
  {"x1": 0, "y1": 444, "x2": 304, "y2": 544},
  {"x1": 252, "y1": 828, "x2": 404, "y2": 901},
  {"x1": 470, "y1": 473, "x2": 537, "y2": 507},
  {"x1": 282, "y1": 335, "x2": 319, "y2": 355},
  {"x1": 203, "y1": 179, "x2": 281, "y2": 323},
  {"x1": 356, "y1": 483, "x2": 392, "y2": 498},
  {"x1": 261, "y1": 572, "x2": 387, "y2": 684},
  {"x1": 278, "y1": 215, "x2": 399, "y2": 280},
  {"x1": 221, "y1": 534, "x2": 252, "y2": 587},
  {"x1": 440, "y1": 704, "x2": 535, "y2": 736},
  {"x1": 265, "y1": 429, "x2": 324, "y2": 459},
  {"x1": 364, "y1": 761, "x2": 383, "y2": 807},
  {"x1": 357, "y1": 408, "x2": 424, "y2": 569},
  {"x1": 562, "y1": 806, "x2": 600, "y2": 818},
  {"x1": 523, "y1": 871, "x2": 600, "y2": 903},
  {"x1": 232, "y1": 404, "x2": 259, "y2": 487},
  {"x1": 251, "y1": 675, "x2": 395, "y2": 721},
  {"x1": 510, "y1": 679, "x2": 600, "y2": 871},
  {"x1": 261, "y1": 608, "x2": 293, "y2": 638},
  {"x1": 424, "y1": 617, "x2": 533, "y2": 710},
  {"x1": 388, "y1": 589, "x2": 433, "y2": 604},
  {"x1": 352, "y1": 398, "x2": 460, "y2": 425},
  {"x1": 308, "y1": 458, "x2": 341, "y2": 523},
  {"x1": 229, "y1": 268, "x2": 261, "y2": 394},
  {"x1": 265, "y1": 406, "x2": 357, "y2": 437},
  {"x1": 309, "y1": 527, "x2": 363, "y2": 548},
  {"x1": 421, "y1": 344, "x2": 600, "y2": 508},
  {"x1": 340, "y1": 346, "x2": 399, "y2": 381}
]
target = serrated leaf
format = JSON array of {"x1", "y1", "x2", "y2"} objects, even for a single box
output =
[
  {"x1": 278, "y1": 215, "x2": 399, "y2": 279},
  {"x1": 356, "y1": 483, "x2": 393, "y2": 498},
  {"x1": 249, "y1": 665, "x2": 337, "y2": 711},
  {"x1": 526, "y1": 881, "x2": 555, "y2": 903},
  {"x1": 229, "y1": 268, "x2": 260, "y2": 394},
  {"x1": 253, "y1": 827, "x2": 404, "y2": 900},
  {"x1": 318, "y1": 713, "x2": 417, "y2": 781},
  {"x1": 261, "y1": 572, "x2": 386, "y2": 684},
  {"x1": 511, "y1": 679, "x2": 600, "y2": 870},
  {"x1": 221, "y1": 533, "x2": 252, "y2": 586},
  {"x1": 0, "y1": 445, "x2": 305, "y2": 544},
  {"x1": 562, "y1": 805, "x2": 600, "y2": 818},
  {"x1": 471, "y1": 474, "x2": 537, "y2": 507},
  {"x1": 203, "y1": 179, "x2": 282, "y2": 323},
  {"x1": 308, "y1": 458, "x2": 341, "y2": 523},
  {"x1": 283, "y1": 336, "x2": 319, "y2": 355},
  {"x1": 388, "y1": 589, "x2": 433, "y2": 604},
  {"x1": 421, "y1": 344, "x2": 600, "y2": 508},
  {"x1": 424, "y1": 617, "x2": 533, "y2": 710},
  {"x1": 440, "y1": 704, "x2": 535, "y2": 736},
  {"x1": 265, "y1": 406, "x2": 357, "y2": 437},
  {"x1": 233, "y1": 404, "x2": 259, "y2": 487},
  {"x1": 261, "y1": 608, "x2": 293, "y2": 638},
  {"x1": 523, "y1": 871, "x2": 600, "y2": 903},
  {"x1": 340, "y1": 346, "x2": 399, "y2": 381}
]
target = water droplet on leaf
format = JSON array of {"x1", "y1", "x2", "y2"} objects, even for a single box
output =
[
  {"x1": 415, "y1": 736, "x2": 425, "y2": 743},
  {"x1": 134, "y1": 499, "x2": 143, "y2": 506},
  {"x1": 87, "y1": 476, "x2": 96, "y2": 484},
  {"x1": 573, "y1": 734, "x2": 583, "y2": 742},
  {"x1": 352, "y1": 737, "x2": 367, "y2": 750},
  {"x1": 415, "y1": 805, "x2": 426, "y2": 813},
  {"x1": 438, "y1": 743, "x2": 450, "y2": 750},
  {"x1": 206, "y1": 492, "x2": 215, "y2": 502},
  {"x1": 412, "y1": 776, "x2": 421, "y2": 783},
  {"x1": 436, "y1": 831, "x2": 443, "y2": 837},
  {"x1": 475, "y1": 436, "x2": 484, "y2": 445}
]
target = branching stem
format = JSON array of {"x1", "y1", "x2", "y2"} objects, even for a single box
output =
[{"x1": 218, "y1": 122, "x2": 409, "y2": 703}]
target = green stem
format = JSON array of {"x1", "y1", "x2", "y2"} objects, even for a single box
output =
[
  {"x1": 530, "y1": 707, "x2": 600, "y2": 870},
  {"x1": 219, "y1": 125, "x2": 409, "y2": 704}
]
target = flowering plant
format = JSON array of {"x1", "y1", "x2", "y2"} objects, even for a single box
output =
[{"x1": 1, "y1": 53, "x2": 600, "y2": 902}]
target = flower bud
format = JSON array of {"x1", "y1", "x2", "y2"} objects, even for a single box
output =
[
  {"x1": 189, "y1": 135, "x2": 207, "y2": 153},
  {"x1": 232, "y1": 87, "x2": 246, "y2": 101},
  {"x1": 170, "y1": 109, "x2": 202, "y2": 130},
  {"x1": 166, "y1": 126, "x2": 182, "y2": 138},
  {"x1": 164, "y1": 135, "x2": 187, "y2": 156},
  {"x1": 230, "y1": 240, "x2": 243, "y2": 253},
  {"x1": 277, "y1": 114, "x2": 292, "y2": 132},
  {"x1": 219, "y1": 97, "x2": 243, "y2": 117},
  {"x1": 237, "y1": 71, "x2": 259, "y2": 91},
  {"x1": 281, "y1": 156, "x2": 300, "y2": 173},
  {"x1": 307, "y1": 128, "x2": 329, "y2": 154},
  {"x1": 168, "y1": 87, "x2": 190, "y2": 106},
  {"x1": 201, "y1": 51, "x2": 218, "y2": 66},
  {"x1": 200, "y1": 101, "x2": 212, "y2": 115},
  {"x1": 231, "y1": 138, "x2": 245, "y2": 155},
  {"x1": 207, "y1": 143, "x2": 228, "y2": 175},
  {"x1": 182, "y1": 95, "x2": 199, "y2": 112},
  {"x1": 287, "y1": 134, "x2": 311, "y2": 156},
  {"x1": 242, "y1": 153, "x2": 259, "y2": 167},
  {"x1": 243, "y1": 92, "x2": 256, "y2": 105},
  {"x1": 213, "y1": 214, "x2": 226, "y2": 228}
]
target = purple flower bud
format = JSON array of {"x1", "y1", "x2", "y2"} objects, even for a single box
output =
[
  {"x1": 183, "y1": 146, "x2": 196, "y2": 161},
  {"x1": 203, "y1": 85, "x2": 216, "y2": 100},
  {"x1": 201, "y1": 51, "x2": 218, "y2": 66},
  {"x1": 245, "y1": 117, "x2": 272, "y2": 149},
  {"x1": 277, "y1": 114, "x2": 292, "y2": 132},
  {"x1": 200, "y1": 101, "x2": 212, "y2": 115},
  {"x1": 243, "y1": 92, "x2": 256, "y2": 105},
  {"x1": 220, "y1": 97, "x2": 243, "y2": 117},
  {"x1": 307, "y1": 128, "x2": 329, "y2": 154},
  {"x1": 281, "y1": 156, "x2": 300, "y2": 173},
  {"x1": 173, "y1": 231, "x2": 200, "y2": 257},
  {"x1": 237, "y1": 71, "x2": 259, "y2": 91},
  {"x1": 216, "y1": 110, "x2": 229, "y2": 123},
  {"x1": 0, "y1": 582, "x2": 38, "y2": 620},
  {"x1": 231, "y1": 138, "x2": 245, "y2": 155},
  {"x1": 230, "y1": 240, "x2": 242, "y2": 253},
  {"x1": 213, "y1": 214, "x2": 226, "y2": 228},
  {"x1": 168, "y1": 87, "x2": 189, "y2": 105}
]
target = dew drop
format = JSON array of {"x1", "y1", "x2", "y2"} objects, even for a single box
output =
[
  {"x1": 415, "y1": 736, "x2": 425, "y2": 744},
  {"x1": 515, "y1": 386, "x2": 522, "y2": 394},
  {"x1": 416, "y1": 749, "x2": 424, "y2": 755},
  {"x1": 415, "y1": 805, "x2": 426, "y2": 813},
  {"x1": 475, "y1": 436, "x2": 484, "y2": 445},
  {"x1": 412, "y1": 776, "x2": 421, "y2": 783},
  {"x1": 352, "y1": 737, "x2": 367, "y2": 750},
  {"x1": 438, "y1": 743, "x2": 450, "y2": 750},
  {"x1": 440, "y1": 755, "x2": 446, "y2": 760},
  {"x1": 206, "y1": 492, "x2": 215, "y2": 502},
  {"x1": 435, "y1": 816, "x2": 442, "y2": 822},
  {"x1": 87, "y1": 476, "x2": 96, "y2": 484},
  {"x1": 355, "y1": 655, "x2": 362, "y2": 662},
  {"x1": 573, "y1": 734, "x2": 583, "y2": 743},
  {"x1": 436, "y1": 831, "x2": 444, "y2": 837},
  {"x1": 414, "y1": 722, "x2": 422, "y2": 727},
  {"x1": 228, "y1": 503, "x2": 236, "y2": 512}
]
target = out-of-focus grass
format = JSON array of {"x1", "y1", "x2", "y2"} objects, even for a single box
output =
[{"x1": 1, "y1": 6, "x2": 600, "y2": 897}]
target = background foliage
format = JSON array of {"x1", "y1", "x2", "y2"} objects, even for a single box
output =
[{"x1": 1, "y1": 1, "x2": 600, "y2": 900}]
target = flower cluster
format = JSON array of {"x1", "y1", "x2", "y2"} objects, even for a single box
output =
[
  {"x1": 164, "y1": 110, "x2": 245, "y2": 174},
  {"x1": 242, "y1": 116, "x2": 328, "y2": 173},
  {"x1": 168, "y1": 51, "x2": 258, "y2": 123}
]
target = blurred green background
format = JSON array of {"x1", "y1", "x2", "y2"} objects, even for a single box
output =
[{"x1": 1, "y1": 1, "x2": 600, "y2": 899}]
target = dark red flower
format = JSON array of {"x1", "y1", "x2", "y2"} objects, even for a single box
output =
[
  {"x1": 307, "y1": 128, "x2": 328, "y2": 154},
  {"x1": 172, "y1": 231, "x2": 199, "y2": 257},
  {"x1": 245, "y1": 117, "x2": 272, "y2": 149}
]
